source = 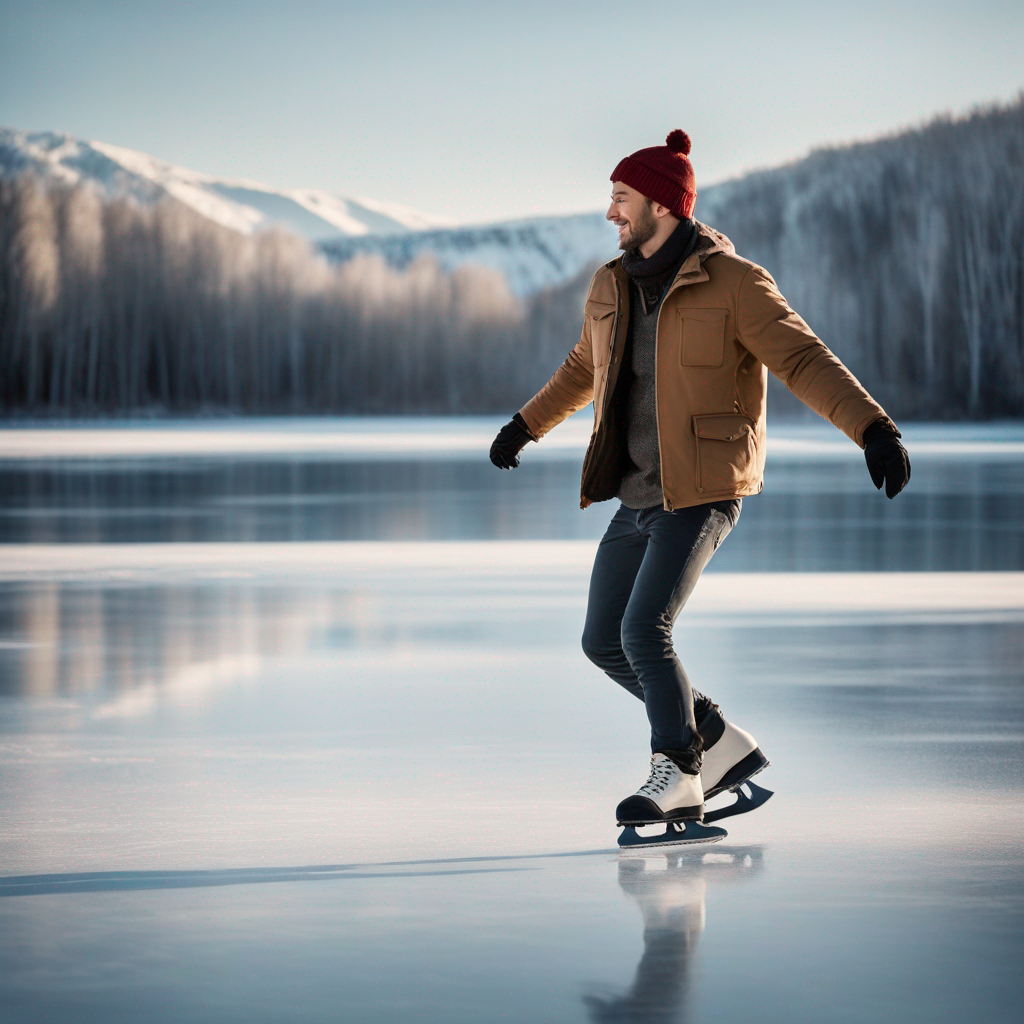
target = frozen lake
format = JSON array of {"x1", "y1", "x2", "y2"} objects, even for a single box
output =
[{"x1": 1, "y1": 418, "x2": 1022, "y2": 1022}]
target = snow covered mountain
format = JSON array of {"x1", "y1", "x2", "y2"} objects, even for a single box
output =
[
  {"x1": 0, "y1": 126, "x2": 624, "y2": 294},
  {"x1": 0, "y1": 128, "x2": 453, "y2": 240}
]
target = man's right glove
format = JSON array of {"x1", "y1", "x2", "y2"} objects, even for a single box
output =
[
  {"x1": 863, "y1": 419, "x2": 911, "y2": 498},
  {"x1": 489, "y1": 414, "x2": 536, "y2": 469}
]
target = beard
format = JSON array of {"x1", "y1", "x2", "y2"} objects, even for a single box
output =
[{"x1": 618, "y1": 200, "x2": 658, "y2": 251}]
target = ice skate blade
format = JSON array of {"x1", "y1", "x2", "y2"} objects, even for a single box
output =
[
  {"x1": 617, "y1": 820, "x2": 728, "y2": 849},
  {"x1": 703, "y1": 779, "x2": 774, "y2": 824}
]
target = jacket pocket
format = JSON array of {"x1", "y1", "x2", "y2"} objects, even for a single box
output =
[
  {"x1": 678, "y1": 308, "x2": 727, "y2": 367},
  {"x1": 692, "y1": 413, "x2": 757, "y2": 494},
  {"x1": 585, "y1": 301, "x2": 616, "y2": 367}
]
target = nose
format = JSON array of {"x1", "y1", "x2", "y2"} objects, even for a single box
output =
[{"x1": 606, "y1": 203, "x2": 618, "y2": 222}]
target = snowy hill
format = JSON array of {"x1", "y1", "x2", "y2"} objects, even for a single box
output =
[
  {"x1": 0, "y1": 128, "x2": 452, "y2": 240},
  {"x1": 321, "y1": 212, "x2": 619, "y2": 296}
]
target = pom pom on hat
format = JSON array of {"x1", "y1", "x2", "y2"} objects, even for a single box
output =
[{"x1": 666, "y1": 130, "x2": 691, "y2": 155}]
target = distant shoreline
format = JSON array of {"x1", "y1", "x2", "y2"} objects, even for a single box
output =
[{"x1": 1, "y1": 417, "x2": 1022, "y2": 462}]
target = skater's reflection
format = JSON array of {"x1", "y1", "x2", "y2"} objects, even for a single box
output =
[{"x1": 584, "y1": 847, "x2": 764, "y2": 1024}]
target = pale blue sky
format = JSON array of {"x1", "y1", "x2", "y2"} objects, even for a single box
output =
[{"x1": 2, "y1": 0, "x2": 1022, "y2": 223}]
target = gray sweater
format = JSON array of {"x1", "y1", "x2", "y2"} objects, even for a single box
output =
[
  {"x1": 616, "y1": 219, "x2": 700, "y2": 509},
  {"x1": 616, "y1": 288, "x2": 666, "y2": 509}
]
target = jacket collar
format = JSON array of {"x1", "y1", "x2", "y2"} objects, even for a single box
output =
[{"x1": 605, "y1": 220, "x2": 734, "y2": 290}]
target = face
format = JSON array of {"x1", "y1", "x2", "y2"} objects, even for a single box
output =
[{"x1": 607, "y1": 181, "x2": 658, "y2": 251}]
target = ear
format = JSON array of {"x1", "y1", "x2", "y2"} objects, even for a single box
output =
[{"x1": 651, "y1": 202, "x2": 675, "y2": 221}]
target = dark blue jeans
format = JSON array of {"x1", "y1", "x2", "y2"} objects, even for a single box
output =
[{"x1": 581, "y1": 500, "x2": 741, "y2": 770}]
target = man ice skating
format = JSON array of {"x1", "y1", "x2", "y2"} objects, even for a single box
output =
[{"x1": 489, "y1": 130, "x2": 911, "y2": 847}]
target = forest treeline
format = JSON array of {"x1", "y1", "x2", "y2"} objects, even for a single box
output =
[
  {"x1": 1, "y1": 96, "x2": 1022, "y2": 418},
  {"x1": 700, "y1": 96, "x2": 1024, "y2": 418},
  {"x1": 0, "y1": 178, "x2": 546, "y2": 414}
]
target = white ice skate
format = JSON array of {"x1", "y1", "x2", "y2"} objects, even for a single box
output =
[
  {"x1": 616, "y1": 753, "x2": 727, "y2": 849},
  {"x1": 698, "y1": 710, "x2": 773, "y2": 824}
]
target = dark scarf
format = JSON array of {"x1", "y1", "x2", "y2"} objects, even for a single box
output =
[{"x1": 621, "y1": 217, "x2": 700, "y2": 312}]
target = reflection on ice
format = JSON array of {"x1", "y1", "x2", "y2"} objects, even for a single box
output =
[
  {"x1": 585, "y1": 849, "x2": 763, "y2": 1024},
  {"x1": 1, "y1": 551, "x2": 1021, "y2": 878},
  {"x1": 2, "y1": 559, "x2": 1022, "y2": 709}
]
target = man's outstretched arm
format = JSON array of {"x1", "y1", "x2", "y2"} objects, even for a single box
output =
[{"x1": 736, "y1": 263, "x2": 910, "y2": 498}]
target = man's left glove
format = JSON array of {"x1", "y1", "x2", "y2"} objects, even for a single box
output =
[
  {"x1": 863, "y1": 419, "x2": 911, "y2": 499},
  {"x1": 489, "y1": 413, "x2": 536, "y2": 469}
]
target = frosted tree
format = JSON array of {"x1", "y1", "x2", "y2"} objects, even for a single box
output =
[
  {"x1": 2, "y1": 177, "x2": 59, "y2": 407},
  {"x1": 1, "y1": 95, "x2": 1022, "y2": 417}
]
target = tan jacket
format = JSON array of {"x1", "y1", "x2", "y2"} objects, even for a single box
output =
[{"x1": 519, "y1": 223, "x2": 892, "y2": 510}]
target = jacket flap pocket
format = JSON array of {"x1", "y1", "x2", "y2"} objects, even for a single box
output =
[
  {"x1": 678, "y1": 308, "x2": 727, "y2": 367},
  {"x1": 586, "y1": 300, "x2": 616, "y2": 367},
  {"x1": 678, "y1": 308, "x2": 727, "y2": 325},
  {"x1": 585, "y1": 300, "x2": 616, "y2": 321},
  {"x1": 693, "y1": 413, "x2": 753, "y2": 442}
]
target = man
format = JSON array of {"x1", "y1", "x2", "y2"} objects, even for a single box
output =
[{"x1": 489, "y1": 130, "x2": 910, "y2": 834}]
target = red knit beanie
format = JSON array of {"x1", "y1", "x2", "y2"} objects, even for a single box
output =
[{"x1": 610, "y1": 130, "x2": 697, "y2": 219}]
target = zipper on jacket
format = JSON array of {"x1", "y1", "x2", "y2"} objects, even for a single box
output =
[{"x1": 653, "y1": 283, "x2": 672, "y2": 510}]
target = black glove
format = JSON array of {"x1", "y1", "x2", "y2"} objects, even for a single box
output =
[
  {"x1": 863, "y1": 419, "x2": 911, "y2": 499},
  {"x1": 489, "y1": 414, "x2": 536, "y2": 469}
]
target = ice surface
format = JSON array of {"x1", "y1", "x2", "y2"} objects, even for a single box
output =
[{"x1": 0, "y1": 423, "x2": 1021, "y2": 1022}]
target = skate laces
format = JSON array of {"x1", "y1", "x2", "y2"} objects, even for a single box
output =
[{"x1": 638, "y1": 755, "x2": 678, "y2": 797}]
